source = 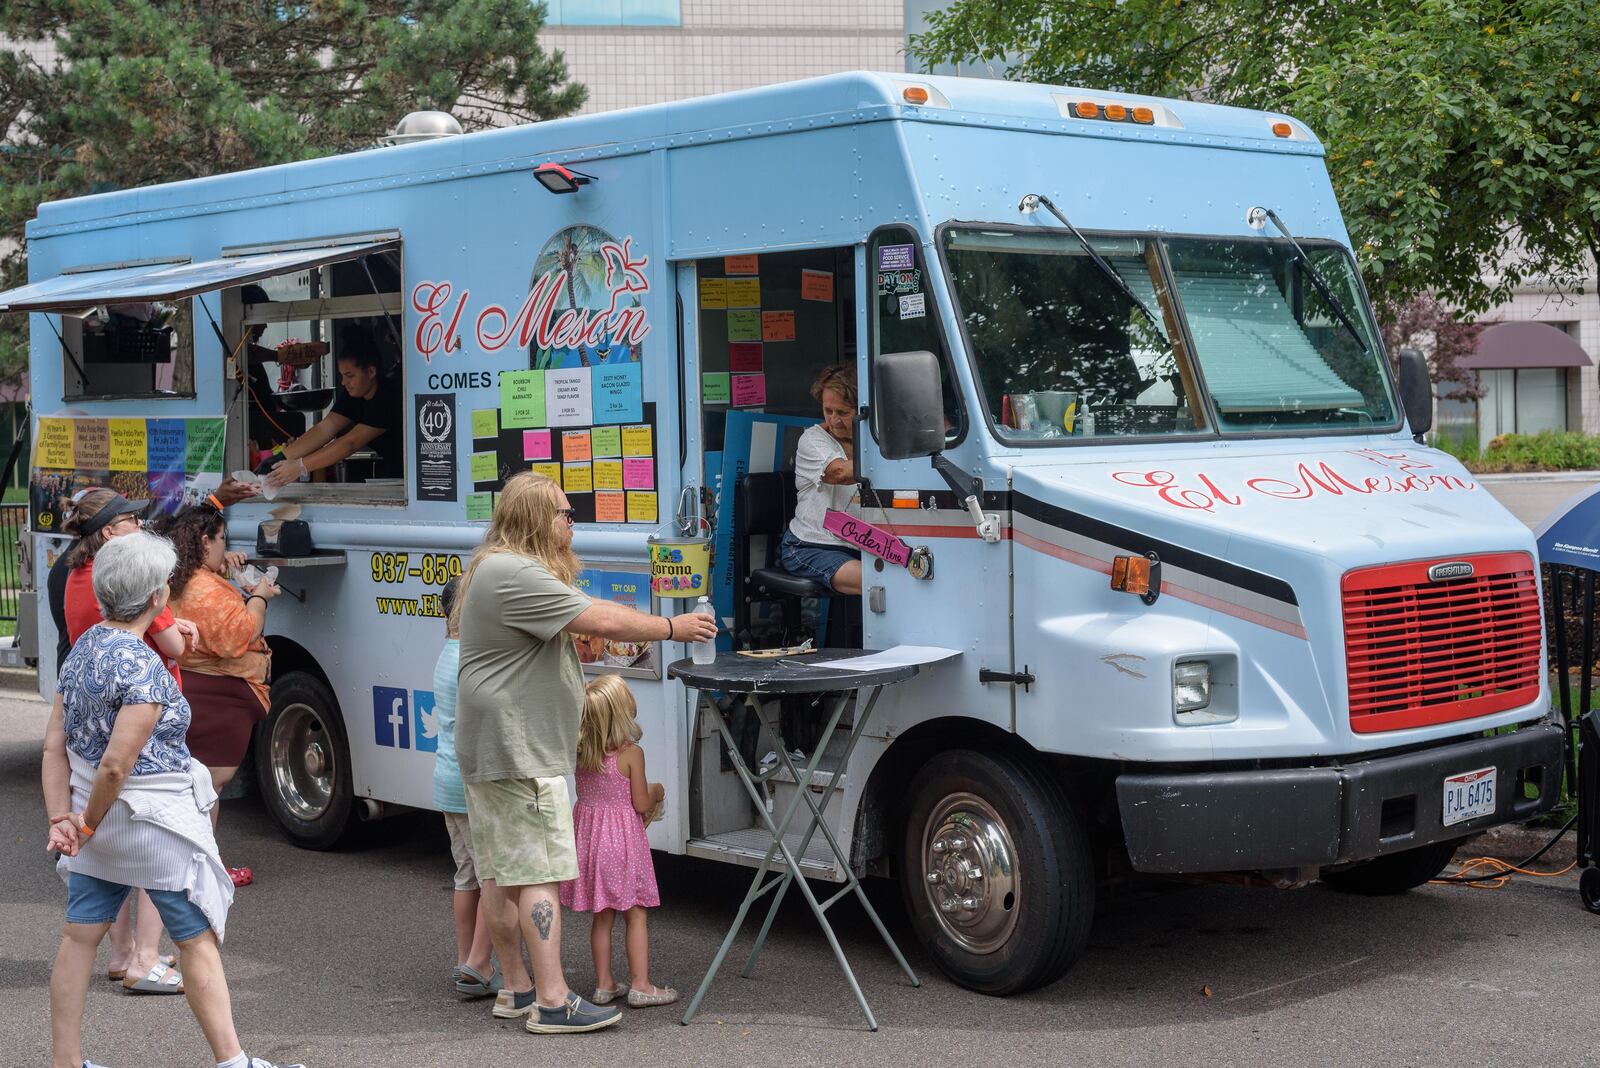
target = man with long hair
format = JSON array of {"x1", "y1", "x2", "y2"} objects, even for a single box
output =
[{"x1": 452, "y1": 472, "x2": 716, "y2": 1034}]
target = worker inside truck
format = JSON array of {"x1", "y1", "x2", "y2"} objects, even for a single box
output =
[
  {"x1": 262, "y1": 343, "x2": 403, "y2": 487},
  {"x1": 778, "y1": 363, "x2": 864, "y2": 596}
]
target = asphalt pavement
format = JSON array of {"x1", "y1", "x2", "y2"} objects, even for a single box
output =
[{"x1": 2, "y1": 669, "x2": 1595, "y2": 1068}]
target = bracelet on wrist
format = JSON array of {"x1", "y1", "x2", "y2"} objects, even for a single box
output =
[{"x1": 664, "y1": 615, "x2": 674, "y2": 641}]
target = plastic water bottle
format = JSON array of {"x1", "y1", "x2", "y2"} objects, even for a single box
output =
[{"x1": 690, "y1": 596, "x2": 717, "y2": 665}]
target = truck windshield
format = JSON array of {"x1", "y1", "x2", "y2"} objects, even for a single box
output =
[
  {"x1": 942, "y1": 228, "x2": 1397, "y2": 441},
  {"x1": 943, "y1": 229, "x2": 1204, "y2": 440}
]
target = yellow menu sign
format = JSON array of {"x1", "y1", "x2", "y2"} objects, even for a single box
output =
[
  {"x1": 34, "y1": 419, "x2": 74, "y2": 469},
  {"x1": 108, "y1": 419, "x2": 148, "y2": 471}
]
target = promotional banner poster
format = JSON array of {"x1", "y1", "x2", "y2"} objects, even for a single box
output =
[
  {"x1": 571, "y1": 566, "x2": 658, "y2": 678},
  {"x1": 29, "y1": 416, "x2": 225, "y2": 533},
  {"x1": 414, "y1": 393, "x2": 458, "y2": 502}
]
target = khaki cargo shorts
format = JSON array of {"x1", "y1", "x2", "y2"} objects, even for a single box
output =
[
  {"x1": 442, "y1": 811, "x2": 478, "y2": 892},
  {"x1": 464, "y1": 776, "x2": 578, "y2": 888}
]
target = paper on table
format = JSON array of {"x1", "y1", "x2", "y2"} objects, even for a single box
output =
[{"x1": 809, "y1": 646, "x2": 962, "y2": 672}]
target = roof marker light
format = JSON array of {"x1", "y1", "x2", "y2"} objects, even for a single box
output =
[
  {"x1": 534, "y1": 163, "x2": 596, "y2": 195},
  {"x1": 903, "y1": 86, "x2": 930, "y2": 105},
  {"x1": 1104, "y1": 104, "x2": 1129, "y2": 122},
  {"x1": 1132, "y1": 107, "x2": 1155, "y2": 124},
  {"x1": 1271, "y1": 121, "x2": 1293, "y2": 138},
  {"x1": 1073, "y1": 101, "x2": 1101, "y2": 119}
]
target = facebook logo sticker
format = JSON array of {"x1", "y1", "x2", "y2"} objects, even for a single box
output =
[
  {"x1": 374, "y1": 686, "x2": 410, "y2": 749},
  {"x1": 413, "y1": 690, "x2": 439, "y2": 754}
]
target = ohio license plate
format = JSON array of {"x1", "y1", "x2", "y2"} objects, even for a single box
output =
[{"x1": 1442, "y1": 767, "x2": 1496, "y2": 827}]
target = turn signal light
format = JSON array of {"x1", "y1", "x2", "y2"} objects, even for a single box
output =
[
  {"x1": 903, "y1": 86, "x2": 930, "y2": 105},
  {"x1": 1111, "y1": 555, "x2": 1151, "y2": 596},
  {"x1": 1111, "y1": 553, "x2": 1162, "y2": 605}
]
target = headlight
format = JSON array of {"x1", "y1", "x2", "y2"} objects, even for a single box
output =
[{"x1": 1173, "y1": 660, "x2": 1211, "y2": 713}]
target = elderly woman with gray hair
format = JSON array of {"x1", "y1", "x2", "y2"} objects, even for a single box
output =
[{"x1": 41, "y1": 531, "x2": 304, "y2": 1068}]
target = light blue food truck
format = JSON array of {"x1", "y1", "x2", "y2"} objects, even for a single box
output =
[{"x1": 4, "y1": 72, "x2": 1564, "y2": 995}]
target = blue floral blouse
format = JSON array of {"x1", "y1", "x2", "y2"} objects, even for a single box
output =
[{"x1": 59, "y1": 624, "x2": 192, "y2": 776}]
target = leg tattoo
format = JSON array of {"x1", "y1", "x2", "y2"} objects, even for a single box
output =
[{"x1": 531, "y1": 900, "x2": 554, "y2": 941}]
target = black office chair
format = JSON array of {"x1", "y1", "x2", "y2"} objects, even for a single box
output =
[{"x1": 733, "y1": 471, "x2": 832, "y2": 649}]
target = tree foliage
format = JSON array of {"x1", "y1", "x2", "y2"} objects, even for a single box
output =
[
  {"x1": 0, "y1": 0, "x2": 585, "y2": 382},
  {"x1": 910, "y1": 0, "x2": 1600, "y2": 323},
  {"x1": 1379, "y1": 295, "x2": 1488, "y2": 403}
]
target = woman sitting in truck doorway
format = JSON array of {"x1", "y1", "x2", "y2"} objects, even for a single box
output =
[
  {"x1": 777, "y1": 364, "x2": 862, "y2": 596},
  {"x1": 262, "y1": 348, "x2": 402, "y2": 488}
]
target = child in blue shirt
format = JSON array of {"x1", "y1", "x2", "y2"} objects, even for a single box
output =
[{"x1": 434, "y1": 578, "x2": 499, "y2": 998}]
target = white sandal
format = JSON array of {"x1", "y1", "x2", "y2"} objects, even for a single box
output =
[{"x1": 626, "y1": 984, "x2": 678, "y2": 1008}]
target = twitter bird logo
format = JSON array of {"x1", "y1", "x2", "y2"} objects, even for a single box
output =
[{"x1": 413, "y1": 690, "x2": 439, "y2": 754}]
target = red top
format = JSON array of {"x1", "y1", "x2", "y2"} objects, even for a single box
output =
[{"x1": 64, "y1": 560, "x2": 182, "y2": 686}]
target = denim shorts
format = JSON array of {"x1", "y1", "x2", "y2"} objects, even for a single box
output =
[
  {"x1": 66, "y1": 872, "x2": 211, "y2": 941},
  {"x1": 778, "y1": 530, "x2": 858, "y2": 589}
]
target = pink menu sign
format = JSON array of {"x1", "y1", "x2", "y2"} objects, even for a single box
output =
[{"x1": 823, "y1": 510, "x2": 911, "y2": 567}]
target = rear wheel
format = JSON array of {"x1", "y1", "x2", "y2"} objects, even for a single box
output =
[
  {"x1": 1320, "y1": 839, "x2": 1460, "y2": 895},
  {"x1": 254, "y1": 671, "x2": 355, "y2": 850},
  {"x1": 899, "y1": 748, "x2": 1094, "y2": 995},
  {"x1": 1580, "y1": 867, "x2": 1600, "y2": 915}
]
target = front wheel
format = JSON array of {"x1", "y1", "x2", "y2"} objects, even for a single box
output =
[
  {"x1": 899, "y1": 748, "x2": 1094, "y2": 996},
  {"x1": 1320, "y1": 839, "x2": 1461, "y2": 895},
  {"x1": 254, "y1": 671, "x2": 355, "y2": 850}
]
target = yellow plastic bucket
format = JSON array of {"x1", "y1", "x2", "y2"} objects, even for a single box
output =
[{"x1": 647, "y1": 537, "x2": 712, "y2": 598}]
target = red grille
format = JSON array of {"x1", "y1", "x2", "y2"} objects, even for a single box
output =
[{"x1": 1342, "y1": 552, "x2": 1542, "y2": 733}]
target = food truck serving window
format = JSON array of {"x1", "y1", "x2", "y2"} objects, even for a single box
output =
[{"x1": 229, "y1": 243, "x2": 405, "y2": 504}]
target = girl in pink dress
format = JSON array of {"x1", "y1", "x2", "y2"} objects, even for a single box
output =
[{"x1": 561, "y1": 675, "x2": 677, "y2": 1008}]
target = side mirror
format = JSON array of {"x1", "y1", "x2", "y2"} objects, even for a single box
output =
[
  {"x1": 872, "y1": 350, "x2": 945, "y2": 460},
  {"x1": 1398, "y1": 346, "x2": 1433, "y2": 442}
]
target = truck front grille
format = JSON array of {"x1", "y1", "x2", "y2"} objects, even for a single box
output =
[{"x1": 1342, "y1": 552, "x2": 1541, "y2": 733}]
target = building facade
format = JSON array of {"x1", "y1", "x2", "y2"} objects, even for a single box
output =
[
  {"x1": 1445, "y1": 275, "x2": 1600, "y2": 450},
  {"x1": 541, "y1": 0, "x2": 911, "y2": 115}
]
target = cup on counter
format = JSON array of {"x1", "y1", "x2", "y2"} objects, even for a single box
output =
[
  {"x1": 1033, "y1": 391, "x2": 1079, "y2": 434},
  {"x1": 1006, "y1": 393, "x2": 1040, "y2": 431}
]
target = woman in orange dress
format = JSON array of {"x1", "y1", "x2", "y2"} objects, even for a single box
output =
[{"x1": 164, "y1": 509, "x2": 279, "y2": 857}]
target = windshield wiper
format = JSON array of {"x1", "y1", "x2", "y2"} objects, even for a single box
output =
[
  {"x1": 1019, "y1": 193, "x2": 1168, "y2": 340},
  {"x1": 1249, "y1": 207, "x2": 1370, "y2": 357}
]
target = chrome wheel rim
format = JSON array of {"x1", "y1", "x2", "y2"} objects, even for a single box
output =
[
  {"x1": 919, "y1": 792, "x2": 1019, "y2": 953},
  {"x1": 269, "y1": 701, "x2": 334, "y2": 821}
]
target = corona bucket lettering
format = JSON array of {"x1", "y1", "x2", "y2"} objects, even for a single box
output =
[{"x1": 647, "y1": 537, "x2": 711, "y2": 598}]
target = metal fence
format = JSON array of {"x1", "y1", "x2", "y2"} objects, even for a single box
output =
[{"x1": 0, "y1": 504, "x2": 25, "y2": 630}]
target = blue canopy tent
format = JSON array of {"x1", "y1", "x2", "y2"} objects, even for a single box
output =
[{"x1": 1533, "y1": 486, "x2": 1600, "y2": 912}]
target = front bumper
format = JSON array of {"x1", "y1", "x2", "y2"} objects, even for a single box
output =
[{"x1": 1115, "y1": 722, "x2": 1565, "y2": 874}]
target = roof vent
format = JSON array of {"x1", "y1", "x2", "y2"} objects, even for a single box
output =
[{"x1": 384, "y1": 111, "x2": 463, "y2": 146}]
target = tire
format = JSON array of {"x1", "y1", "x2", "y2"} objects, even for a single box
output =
[
  {"x1": 1321, "y1": 839, "x2": 1461, "y2": 895},
  {"x1": 1581, "y1": 867, "x2": 1600, "y2": 915},
  {"x1": 899, "y1": 748, "x2": 1094, "y2": 996},
  {"x1": 254, "y1": 671, "x2": 355, "y2": 850}
]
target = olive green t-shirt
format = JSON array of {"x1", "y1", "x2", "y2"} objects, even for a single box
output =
[{"x1": 455, "y1": 553, "x2": 591, "y2": 783}]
